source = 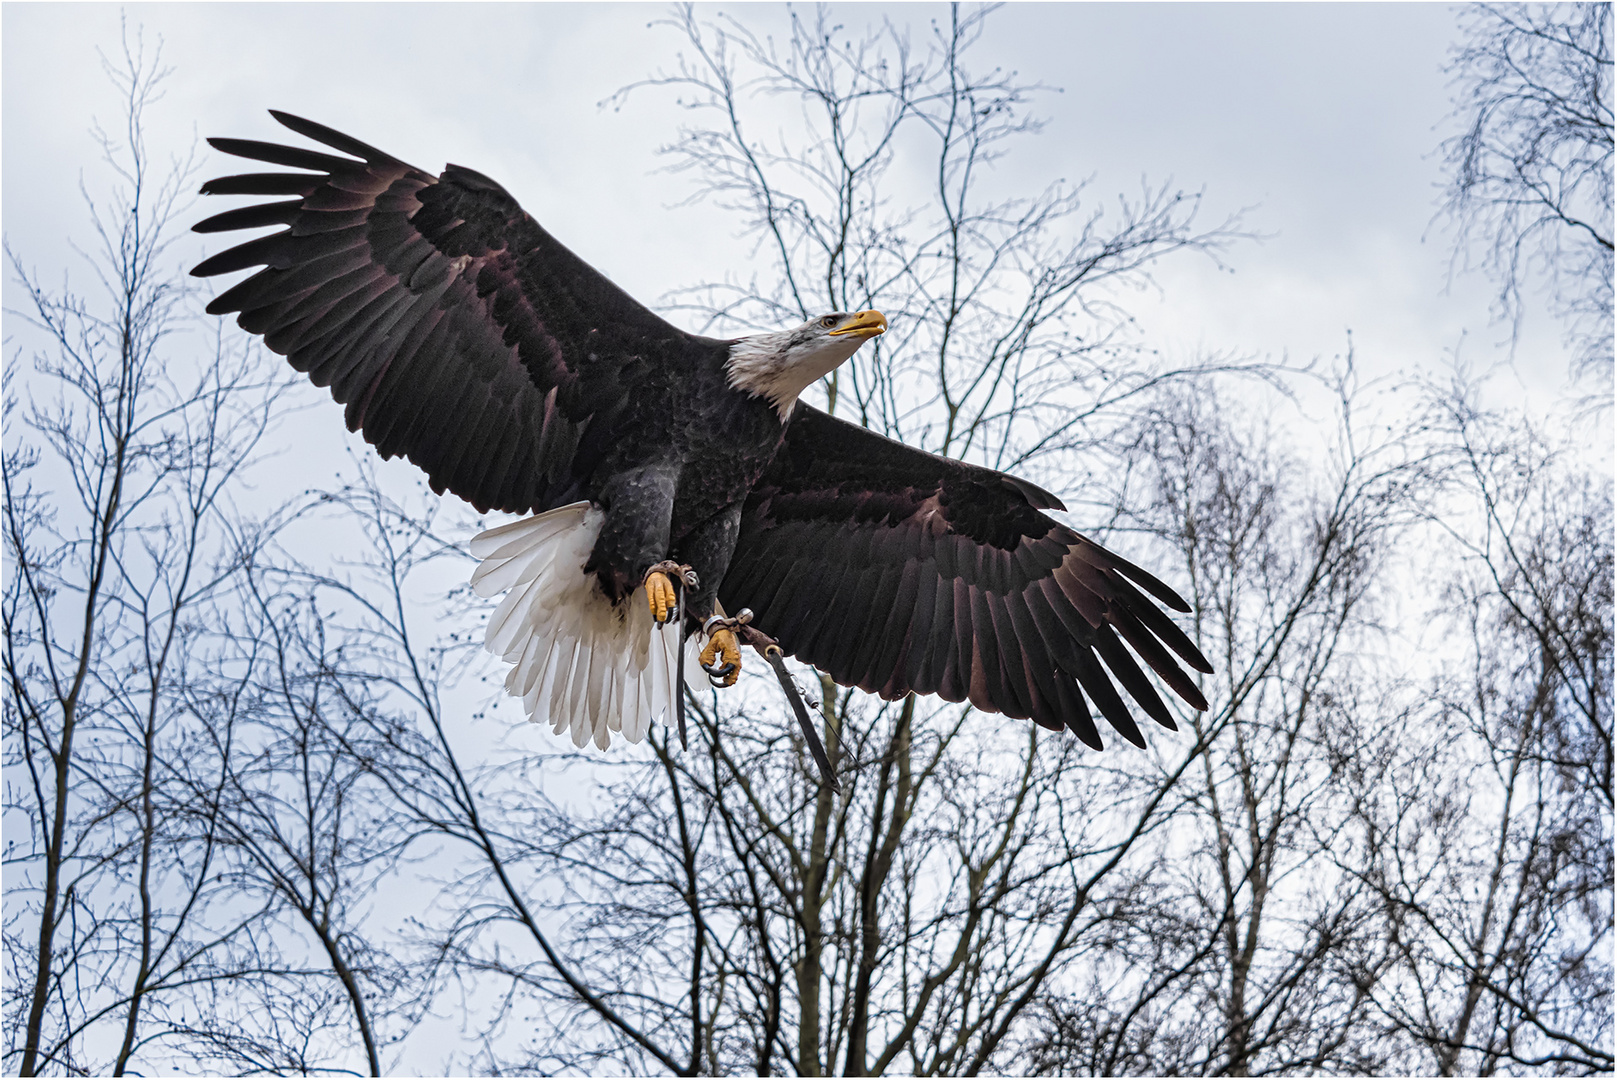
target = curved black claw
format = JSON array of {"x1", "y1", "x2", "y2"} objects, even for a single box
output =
[{"x1": 701, "y1": 658, "x2": 739, "y2": 686}]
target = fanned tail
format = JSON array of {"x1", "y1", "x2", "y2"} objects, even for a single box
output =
[{"x1": 471, "y1": 503, "x2": 702, "y2": 750}]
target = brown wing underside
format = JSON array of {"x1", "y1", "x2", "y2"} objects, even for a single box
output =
[
  {"x1": 719, "y1": 406, "x2": 1212, "y2": 748},
  {"x1": 193, "y1": 111, "x2": 695, "y2": 514}
]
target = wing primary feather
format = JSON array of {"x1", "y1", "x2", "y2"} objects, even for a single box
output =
[
  {"x1": 238, "y1": 292, "x2": 329, "y2": 338},
  {"x1": 304, "y1": 184, "x2": 389, "y2": 212},
  {"x1": 259, "y1": 258, "x2": 377, "y2": 351},
  {"x1": 973, "y1": 589, "x2": 1026, "y2": 718},
  {"x1": 269, "y1": 110, "x2": 401, "y2": 164},
  {"x1": 195, "y1": 225, "x2": 370, "y2": 279},
  {"x1": 212, "y1": 273, "x2": 312, "y2": 321},
  {"x1": 1090, "y1": 624, "x2": 1178, "y2": 731},
  {"x1": 1051, "y1": 559, "x2": 1112, "y2": 628},
  {"x1": 1053, "y1": 674, "x2": 1104, "y2": 749},
  {"x1": 192, "y1": 233, "x2": 291, "y2": 277},
  {"x1": 1110, "y1": 575, "x2": 1214, "y2": 673},
  {"x1": 1025, "y1": 583, "x2": 1088, "y2": 674},
  {"x1": 200, "y1": 172, "x2": 322, "y2": 197},
  {"x1": 1006, "y1": 592, "x2": 1066, "y2": 729},
  {"x1": 255, "y1": 239, "x2": 376, "y2": 302},
  {"x1": 1069, "y1": 539, "x2": 1192, "y2": 614},
  {"x1": 270, "y1": 268, "x2": 394, "y2": 354},
  {"x1": 1106, "y1": 604, "x2": 1210, "y2": 711},
  {"x1": 329, "y1": 166, "x2": 410, "y2": 199},
  {"x1": 1070, "y1": 647, "x2": 1148, "y2": 748},
  {"x1": 288, "y1": 206, "x2": 373, "y2": 236},
  {"x1": 194, "y1": 200, "x2": 305, "y2": 234},
  {"x1": 985, "y1": 590, "x2": 1042, "y2": 720},
  {"x1": 213, "y1": 272, "x2": 309, "y2": 323},
  {"x1": 1113, "y1": 558, "x2": 1193, "y2": 613},
  {"x1": 206, "y1": 136, "x2": 356, "y2": 173}
]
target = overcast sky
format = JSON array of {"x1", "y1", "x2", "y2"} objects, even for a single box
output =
[
  {"x1": 2, "y1": 1, "x2": 1590, "y2": 418},
  {"x1": 1, "y1": 4, "x2": 1600, "y2": 1066}
]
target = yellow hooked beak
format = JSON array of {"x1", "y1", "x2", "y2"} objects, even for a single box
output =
[{"x1": 828, "y1": 309, "x2": 887, "y2": 339}]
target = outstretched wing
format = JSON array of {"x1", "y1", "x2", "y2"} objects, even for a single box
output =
[
  {"x1": 719, "y1": 406, "x2": 1213, "y2": 747},
  {"x1": 193, "y1": 110, "x2": 701, "y2": 514}
]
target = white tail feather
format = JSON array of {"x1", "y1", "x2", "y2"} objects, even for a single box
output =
[{"x1": 471, "y1": 503, "x2": 703, "y2": 751}]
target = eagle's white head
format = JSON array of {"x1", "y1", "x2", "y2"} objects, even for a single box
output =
[{"x1": 726, "y1": 310, "x2": 887, "y2": 420}]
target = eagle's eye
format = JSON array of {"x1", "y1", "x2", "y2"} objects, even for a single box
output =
[{"x1": 820, "y1": 316, "x2": 838, "y2": 328}]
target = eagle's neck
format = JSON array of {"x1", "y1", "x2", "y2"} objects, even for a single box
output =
[{"x1": 725, "y1": 329, "x2": 852, "y2": 421}]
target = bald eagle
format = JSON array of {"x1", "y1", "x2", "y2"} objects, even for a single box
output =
[{"x1": 192, "y1": 111, "x2": 1212, "y2": 761}]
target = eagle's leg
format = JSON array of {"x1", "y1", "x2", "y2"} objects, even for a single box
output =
[
  {"x1": 643, "y1": 564, "x2": 682, "y2": 624},
  {"x1": 584, "y1": 462, "x2": 681, "y2": 621},
  {"x1": 675, "y1": 505, "x2": 746, "y2": 684},
  {"x1": 700, "y1": 609, "x2": 747, "y2": 688},
  {"x1": 643, "y1": 559, "x2": 698, "y2": 624}
]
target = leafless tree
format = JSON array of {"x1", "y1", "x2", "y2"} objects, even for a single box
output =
[
  {"x1": 1439, "y1": 3, "x2": 1614, "y2": 382},
  {"x1": 3, "y1": 27, "x2": 403, "y2": 1076},
  {"x1": 1347, "y1": 382, "x2": 1612, "y2": 1076},
  {"x1": 1021, "y1": 368, "x2": 1433, "y2": 1076}
]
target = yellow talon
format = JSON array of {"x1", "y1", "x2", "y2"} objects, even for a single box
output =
[
  {"x1": 700, "y1": 627, "x2": 742, "y2": 687},
  {"x1": 646, "y1": 570, "x2": 677, "y2": 623}
]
